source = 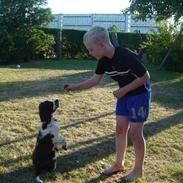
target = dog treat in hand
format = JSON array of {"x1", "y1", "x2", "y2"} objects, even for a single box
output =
[{"x1": 64, "y1": 84, "x2": 69, "y2": 90}]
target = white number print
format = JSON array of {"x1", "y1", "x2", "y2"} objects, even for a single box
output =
[{"x1": 131, "y1": 106, "x2": 146, "y2": 119}]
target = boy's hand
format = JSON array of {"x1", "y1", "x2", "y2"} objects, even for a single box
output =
[
  {"x1": 64, "y1": 84, "x2": 76, "y2": 91},
  {"x1": 64, "y1": 84, "x2": 69, "y2": 90},
  {"x1": 113, "y1": 88, "x2": 127, "y2": 98}
]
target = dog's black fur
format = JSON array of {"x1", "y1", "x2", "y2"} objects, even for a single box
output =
[{"x1": 32, "y1": 99, "x2": 67, "y2": 183}]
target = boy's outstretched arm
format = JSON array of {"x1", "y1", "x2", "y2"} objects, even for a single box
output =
[
  {"x1": 64, "y1": 74, "x2": 103, "y2": 91},
  {"x1": 113, "y1": 71, "x2": 150, "y2": 98}
]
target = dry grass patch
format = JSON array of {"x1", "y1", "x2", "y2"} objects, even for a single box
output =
[{"x1": 0, "y1": 60, "x2": 182, "y2": 183}]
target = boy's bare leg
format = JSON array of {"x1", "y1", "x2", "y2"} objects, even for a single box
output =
[
  {"x1": 122, "y1": 122, "x2": 145, "y2": 180},
  {"x1": 103, "y1": 116, "x2": 129, "y2": 175}
]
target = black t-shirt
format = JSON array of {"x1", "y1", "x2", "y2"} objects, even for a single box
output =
[{"x1": 95, "y1": 47, "x2": 150, "y2": 97}]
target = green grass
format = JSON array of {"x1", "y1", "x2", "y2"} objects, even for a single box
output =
[{"x1": 0, "y1": 59, "x2": 182, "y2": 183}]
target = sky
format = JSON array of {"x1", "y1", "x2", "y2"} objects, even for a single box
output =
[{"x1": 46, "y1": 0, "x2": 130, "y2": 14}]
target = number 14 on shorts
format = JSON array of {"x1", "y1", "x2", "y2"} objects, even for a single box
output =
[{"x1": 131, "y1": 106, "x2": 146, "y2": 119}]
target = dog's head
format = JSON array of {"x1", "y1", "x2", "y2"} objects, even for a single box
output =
[{"x1": 39, "y1": 99, "x2": 59, "y2": 123}]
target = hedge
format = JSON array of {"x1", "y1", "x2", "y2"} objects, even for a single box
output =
[{"x1": 43, "y1": 28, "x2": 147, "y2": 59}]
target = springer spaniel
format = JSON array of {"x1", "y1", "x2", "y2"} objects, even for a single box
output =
[{"x1": 32, "y1": 99, "x2": 67, "y2": 183}]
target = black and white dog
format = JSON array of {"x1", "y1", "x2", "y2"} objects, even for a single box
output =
[{"x1": 32, "y1": 99, "x2": 67, "y2": 183}]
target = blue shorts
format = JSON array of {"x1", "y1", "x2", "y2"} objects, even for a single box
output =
[{"x1": 116, "y1": 92, "x2": 151, "y2": 123}]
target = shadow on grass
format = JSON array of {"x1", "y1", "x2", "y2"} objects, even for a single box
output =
[
  {"x1": 1, "y1": 60, "x2": 182, "y2": 112},
  {"x1": 61, "y1": 111, "x2": 114, "y2": 130},
  {"x1": 172, "y1": 168, "x2": 183, "y2": 183},
  {"x1": 87, "y1": 111, "x2": 183, "y2": 183},
  {"x1": 151, "y1": 79, "x2": 183, "y2": 110},
  {"x1": 1, "y1": 62, "x2": 182, "y2": 182},
  {"x1": 148, "y1": 65, "x2": 183, "y2": 83},
  {"x1": 144, "y1": 110, "x2": 183, "y2": 138},
  {"x1": 86, "y1": 174, "x2": 111, "y2": 183},
  {"x1": 0, "y1": 70, "x2": 93, "y2": 102},
  {"x1": 6, "y1": 59, "x2": 97, "y2": 71},
  {"x1": 0, "y1": 133, "x2": 115, "y2": 183},
  {"x1": 1, "y1": 110, "x2": 182, "y2": 182},
  {"x1": 0, "y1": 134, "x2": 36, "y2": 148},
  {"x1": 0, "y1": 111, "x2": 114, "y2": 148}
]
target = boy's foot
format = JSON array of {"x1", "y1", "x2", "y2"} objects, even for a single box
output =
[
  {"x1": 102, "y1": 163, "x2": 125, "y2": 175},
  {"x1": 122, "y1": 169, "x2": 143, "y2": 181}
]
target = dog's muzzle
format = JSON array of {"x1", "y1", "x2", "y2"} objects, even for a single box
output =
[{"x1": 53, "y1": 99, "x2": 59, "y2": 111}]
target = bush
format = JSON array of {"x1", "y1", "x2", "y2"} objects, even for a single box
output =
[
  {"x1": 0, "y1": 29, "x2": 15, "y2": 63},
  {"x1": 26, "y1": 28, "x2": 56, "y2": 59},
  {"x1": 43, "y1": 28, "x2": 147, "y2": 59},
  {"x1": 42, "y1": 28, "x2": 61, "y2": 58},
  {"x1": 62, "y1": 29, "x2": 89, "y2": 59},
  {"x1": 117, "y1": 32, "x2": 147, "y2": 51},
  {"x1": 165, "y1": 36, "x2": 183, "y2": 72},
  {"x1": 0, "y1": 28, "x2": 56, "y2": 63},
  {"x1": 141, "y1": 25, "x2": 175, "y2": 64},
  {"x1": 140, "y1": 24, "x2": 183, "y2": 72}
]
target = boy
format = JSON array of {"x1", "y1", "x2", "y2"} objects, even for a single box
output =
[{"x1": 64, "y1": 26, "x2": 151, "y2": 181}]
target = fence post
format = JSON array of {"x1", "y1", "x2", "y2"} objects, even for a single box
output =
[
  {"x1": 111, "y1": 32, "x2": 119, "y2": 47},
  {"x1": 56, "y1": 29, "x2": 62, "y2": 59}
]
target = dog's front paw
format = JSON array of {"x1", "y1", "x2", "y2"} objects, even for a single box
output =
[
  {"x1": 61, "y1": 137, "x2": 67, "y2": 150},
  {"x1": 54, "y1": 136, "x2": 68, "y2": 151},
  {"x1": 62, "y1": 144, "x2": 67, "y2": 150}
]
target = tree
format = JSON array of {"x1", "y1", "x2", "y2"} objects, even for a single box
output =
[
  {"x1": 0, "y1": 0, "x2": 55, "y2": 62},
  {"x1": 108, "y1": 25, "x2": 121, "y2": 32},
  {"x1": 0, "y1": 0, "x2": 53, "y2": 32},
  {"x1": 125, "y1": 0, "x2": 183, "y2": 71},
  {"x1": 125, "y1": 0, "x2": 183, "y2": 22}
]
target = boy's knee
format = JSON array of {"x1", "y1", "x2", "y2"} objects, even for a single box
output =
[
  {"x1": 130, "y1": 130, "x2": 143, "y2": 141},
  {"x1": 116, "y1": 125, "x2": 128, "y2": 136}
]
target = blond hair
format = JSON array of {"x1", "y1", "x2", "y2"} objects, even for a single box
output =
[{"x1": 83, "y1": 26, "x2": 111, "y2": 45}]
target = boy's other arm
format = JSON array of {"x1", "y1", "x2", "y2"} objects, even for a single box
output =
[
  {"x1": 64, "y1": 74, "x2": 103, "y2": 91},
  {"x1": 113, "y1": 71, "x2": 150, "y2": 98}
]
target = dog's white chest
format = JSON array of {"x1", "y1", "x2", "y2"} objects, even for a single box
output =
[{"x1": 40, "y1": 120, "x2": 60, "y2": 137}]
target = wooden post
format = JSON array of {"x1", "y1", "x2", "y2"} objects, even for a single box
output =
[
  {"x1": 111, "y1": 32, "x2": 119, "y2": 47},
  {"x1": 56, "y1": 29, "x2": 62, "y2": 59}
]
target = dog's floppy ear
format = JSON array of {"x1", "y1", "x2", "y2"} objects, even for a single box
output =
[
  {"x1": 39, "y1": 101, "x2": 53, "y2": 123},
  {"x1": 54, "y1": 99, "x2": 59, "y2": 108},
  {"x1": 53, "y1": 99, "x2": 59, "y2": 112}
]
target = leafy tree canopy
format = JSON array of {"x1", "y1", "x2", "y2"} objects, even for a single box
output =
[
  {"x1": 0, "y1": 0, "x2": 55, "y2": 62},
  {"x1": 0, "y1": 0, "x2": 53, "y2": 32},
  {"x1": 125, "y1": 0, "x2": 183, "y2": 23}
]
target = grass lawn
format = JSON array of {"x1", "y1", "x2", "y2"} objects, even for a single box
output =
[{"x1": 0, "y1": 59, "x2": 182, "y2": 183}]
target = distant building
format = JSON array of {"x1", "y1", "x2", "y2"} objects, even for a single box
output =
[{"x1": 47, "y1": 14, "x2": 158, "y2": 33}]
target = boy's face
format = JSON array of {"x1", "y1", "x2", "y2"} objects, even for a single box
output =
[{"x1": 84, "y1": 41, "x2": 105, "y2": 60}]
